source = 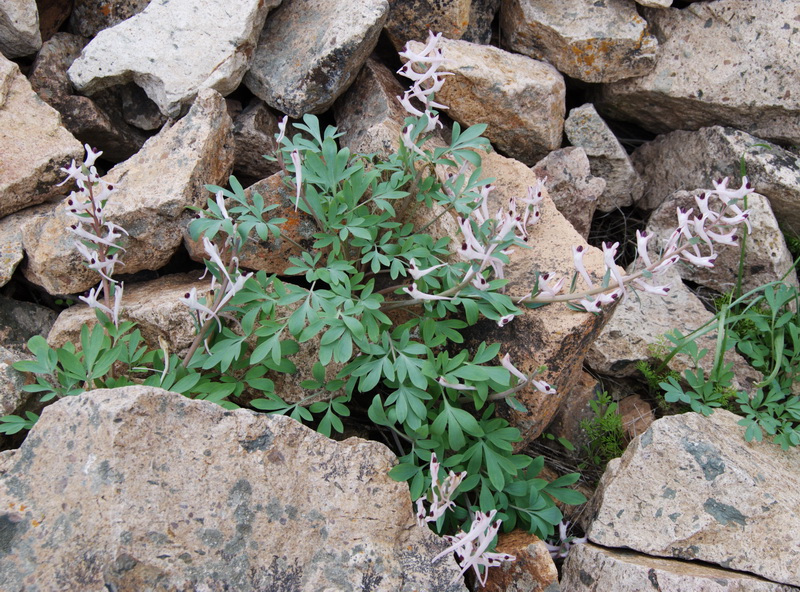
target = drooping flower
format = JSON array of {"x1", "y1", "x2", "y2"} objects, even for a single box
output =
[
  {"x1": 572, "y1": 245, "x2": 594, "y2": 288},
  {"x1": 408, "y1": 258, "x2": 447, "y2": 280},
  {"x1": 416, "y1": 453, "x2": 467, "y2": 527},
  {"x1": 403, "y1": 282, "x2": 452, "y2": 301}
]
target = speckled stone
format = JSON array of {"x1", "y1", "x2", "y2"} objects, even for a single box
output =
[{"x1": 0, "y1": 386, "x2": 467, "y2": 591}]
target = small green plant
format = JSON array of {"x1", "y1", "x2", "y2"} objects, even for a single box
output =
[{"x1": 579, "y1": 391, "x2": 626, "y2": 468}]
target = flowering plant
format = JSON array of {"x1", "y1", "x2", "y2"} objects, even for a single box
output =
[{"x1": 2, "y1": 30, "x2": 757, "y2": 589}]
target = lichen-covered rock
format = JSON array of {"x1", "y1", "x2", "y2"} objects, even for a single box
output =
[
  {"x1": 565, "y1": 103, "x2": 643, "y2": 212},
  {"x1": 0, "y1": 55, "x2": 83, "y2": 219},
  {"x1": 562, "y1": 543, "x2": 799, "y2": 592},
  {"x1": 422, "y1": 37, "x2": 565, "y2": 165},
  {"x1": 67, "y1": 0, "x2": 151, "y2": 38},
  {"x1": 585, "y1": 265, "x2": 761, "y2": 392},
  {"x1": 462, "y1": 0, "x2": 500, "y2": 45},
  {"x1": 232, "y1": 99, "x2": 282, "y2": 182},
  {"x1": 334, "y1": 58, "x2": 410, "y2": 157},
  {"x1": 47, "y1": 272, "x2": 211, "y2": 357},
  {"x1": 646, "y1": 190, "x2": 798, "y2": 294},
  {"x1": 22, "y1": 89, "x2": 234, "y2": 295},
  {"x1": 630, "y1": 127, "x2": 800, "y2": 232},
  {"x1": 384, "y1": 0, "x2": 471, "y2": 50},
  {"x1": 0, "y1": 0, "x2": 41, "y2": 58},
  {"x1": 0, "y1": 386, "x2": 467, "y2": 591},
  {"x1": 500, "y1": 0, "x2": 657, "y2": 83},
  {"x1": 462, "y1": 151, "x2": 612, "y2": 446},
  {"x1": 28, "y1": 32, "x2": 148, "y2": 162},
  {"x1": 585, "y1": 410, "x2": 800, "y2": 587},
  {"x1": 532, "y1": 147, "x2": 603, "y2": 239},
  {"x1": 483, "y1": 530, "x2": 559, "y2": 592},
  {"x1": 244, "y1": 0, "x2": 388, "y2": 117},
  {"x1": 68, "y1": 0, "x2": 281, "y2": 117},
  {"x1": 597, "y1": 1, "x2": 800, "y2": 144}
]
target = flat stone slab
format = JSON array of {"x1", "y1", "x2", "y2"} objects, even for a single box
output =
[
  {"x1": 586, "y1": 410, "x2": 800, "y2": 587},
  {"x1": 597, "y1": 0, "x2": 800, "y2": 144},
  {"x1": 0, "y1": 386, "x2": 467, "y2": 591},
  {"x1": 244, "y1": 0, "x2": 388, "y2": 117},
  {"x1": 68, "y1": 0, "x2": 280, "y2": 117}
]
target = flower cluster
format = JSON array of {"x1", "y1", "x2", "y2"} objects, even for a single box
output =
[
  {"x1": 61, "y1": 144, "x2": 127, "y2": 327},
  {"x1": 544, "y1": 520, "x2": 587, "y2": 559},
  {"x1": 416, "y1": 452, "x2": 467, "y2": 527},
  {"x1": 181, "y1": 192, "x2": 253, "y2": 352},
  {"x1": 397, "y1": 31, "x2": 452, "y2": 138},
  {"x1": 432, "y1": 509, "x2": 516, "y2": 587}
]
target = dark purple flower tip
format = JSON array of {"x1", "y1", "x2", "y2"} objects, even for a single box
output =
[
  {"x1": 184, "y1": 293, "x2": 190, "y2": 298},
  {"x1": 745, "y1": 182, "x2": 752, "y2": 189},
  {"x1": 107, "y1": 184, "x2": 114, "y2": 190},
  {"x1": 461, "y1": 242, "x2": 468, "y2": 250},
  {"x1": 611, "y1": 293, "x2": 619, "y2": 300},
  {"x1": 717, "y1": 178, "x2": 723, "y2": 184},
  {"x1": 640, "y1": 230, "x2": 648, "y2": 237},
  {"x1": 577, "y1": 245, "x2": 584, "y2": 252},
  {"x1": 699, "y1": 192, "x2": 705, "y2": 199},
  {"x1": 541, "y1": 273, "x2": 550, "y2": 280},
  {"x1": 70, "y1": 224, "x2": 77, "y2": 229},
  {"x1": 664, "y1": 288, "x2": 671, "y2": 293},
  {"x1": 732, "y1": 235, "x2": 738, "y2": 241},
  {"x1": 743, "y1": 213, "x2": 750, "y2": 218}
]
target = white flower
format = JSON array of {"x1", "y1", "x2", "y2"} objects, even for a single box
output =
[{"x1": 403, "y1": 282, "x2": 452, "y2": 301}]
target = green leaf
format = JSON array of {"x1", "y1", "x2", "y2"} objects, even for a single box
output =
[{"x1": 388, "y1": 463, "x2": 419, "y2": 482}]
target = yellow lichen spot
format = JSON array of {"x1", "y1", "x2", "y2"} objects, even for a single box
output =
[{"x1": 32, "y1": 520, "x2": 41, "y2": 527}]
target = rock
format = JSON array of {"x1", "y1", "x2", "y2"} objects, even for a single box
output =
[
  {"x1": 585, "y1": 265, "x2": 761, "y2": 393},
  {"x1": 22, "y1": 89, "x2": 234, "y2": 295},
  {"x1": 68, "y1": 0, "x2": 280, "y2": 118},
  {"x1": 0, "y1": 0, "x2": 41, "y2": 58},
  {"x1": 0, "y1": 346, "x2": 28, "y2": 413},
  {"x1": 36, "y1": 0, "x2": 72, "y2": 42},
  {"x1": 67, "y1": 0, "x2": 150, "y2": 38},
  {"x1": 463, "y1": 151, "x2": 612, "y2": 446},
  {"x1": 462, "y1": 0, "x2": 500, "y2": 45},
  {"x1": 0, "y1": 208, "x2": 25, "y2": 287},
  {"x1": 630, "y1": 127, "x2": 800, "y2": 234},
  {"x1": 334, "y1": 58, "x2": 410, "y2": 157},
  {"x1": 244, "y1": 0, "x2": 388, "y2": 118},
  {"x1": 423, "y1": 37, "x2": 565, "y2": 166},
  {"x1": 118, "y1": 83, "x2": 167, "y2": 131},
  {"x1": 384, "y1": 0, "x2": 471, "y2": 50},
  {"x1": 646, "y1": 189, "x2": 798, "y2": 294},
  {"x1": 564, "y1": 103, "x2": 643, "y2": 212},
  {"x1": 635, "y1": 0, "x2": 671, "y2": 6},
  {"x1": 232, "y1": 99, "x2": 282, "y2": 182},
  {"x1": 0, "y1": 386, "x2": 467, "y2": 591},
  {"x1": 483, "y1": 530, "x2": 559, "y2": 592},
  {"x1": 500, "y1": 0, "x2": 657, "y2": 83},
  {"x1": 617, "y1": 394, "x2": 654, "y2": 441},
  {"x1": 185, "y1": 173, "x2": 318, "y2": 276},
  {"x1": 531, "y1": 147, "x2": 604, "y2": 239},
  {"x1": 28, "y1": 32, "x2": 148, "y2": 162},
  {"x1": 585, "y1": 410, "x2": 800, "y2": 587},
  {"x1": 596, "y1": 1, "x2": 800, "y2": 145},
  {"x1": 0, "y1": 55, "x2": 83, "y2": 219},
  {"x1": 47, "y1": 272, "x2": 211, "y2": 358},
  {"x1": 562, "y1": 542, "x2": 799, "y2": 592},
  {"x1": 545, "y1": 371, "x2": 603, "y2": 455},
  {"x1": 0, "y1": 295, "x2": 56, "y2": 350}
]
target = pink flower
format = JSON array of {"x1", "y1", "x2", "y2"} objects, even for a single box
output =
[
  {"x1": 572, "y1": 245, "x2": 594, "y2": 288},
  {"x1": 500, "y1": 353, "x2": 527, "y2": 383},
  {"x1": 408, "y1": 258, "x2": 447, "y2": 280},
  {"x1": 497, "y1": 314, "x2": 515, "y2": 327}
]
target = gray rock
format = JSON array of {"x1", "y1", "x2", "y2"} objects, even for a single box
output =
[
  {"x1": 244, "y1": 0, "x2": 388, "y2": 118},
  {"x1": 0, "y1": 346, "x2": 36, "y2": 419},
  {"x1": 118, "y1": 83, "x2": 167, "y2": 131},
  {"x1": 532, "y1": 147, "x2": 604, "y2": 239},
  {"x1": 67, "y1": 0, "x2": 151, "y2": 38},
  {"x1": 630, "y1": 127, "x2": 800, "y2": 234},
  {"x1": 635, "y1": 0, "x2": 672, "y2": 6},
  {"x1": 22, "y1": 89, "x2": 234, "y2": 295},
  {"x1": 0, "y1": 296, "x2": 57, "y2": 350},
  {"x1": 334, "y1": 57, "x2": 410, "y2": 157},
  {"x1": 0, "y1": 386, "x2": 467, "y2": 591},
  {"x1": 500, "y1": 0, "x2": 657, "y2": 83},
  {"x1": 562, "y1": 543, "x2": 799, "y2": 592},
  {"x1": 586, "y1": 410, "x2": 800, "y2": 587},
  {"x1": 47, "y1": 272, "x2": 212, "y2": 358},
  {"x1": 462, "y1": 0, "x2": 500, "y2": 45},
  {"x1": 0, "y1": 0, "x2": 41, "y2": 58},
  {"x1": 28, "y1": 32, "x2": 148, "y2": 162},
  {"x1": 597, "y1": 1, "x2": 800, "y2": 144},
  {"x1": 585, "y1": 265, "x2": 761, "y2": 393},
  {"x1": 426, "y1": 37, "x2": 565, "y2": 166},
  {"x1": 565, "y1": 103, "x2": 643, "y2": 212},
  {"x1": 646, "y1": 189, "x2": 798, "y2": 295},
  {"x1": 0, "y1": 55, "x2": 83, "y2": 219},
  {"x1": 0, "y1": 207, "x2": 25, "y2": 286},
  {"x1": 232, "y1": 99, "x2": 282, "y2": 182},
  {"x1": 384, "y1": 0, "x2": 471, "y2": 50},
  {"x1": 68, "y1": 0, "x2": 281, "y2": 117}
]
